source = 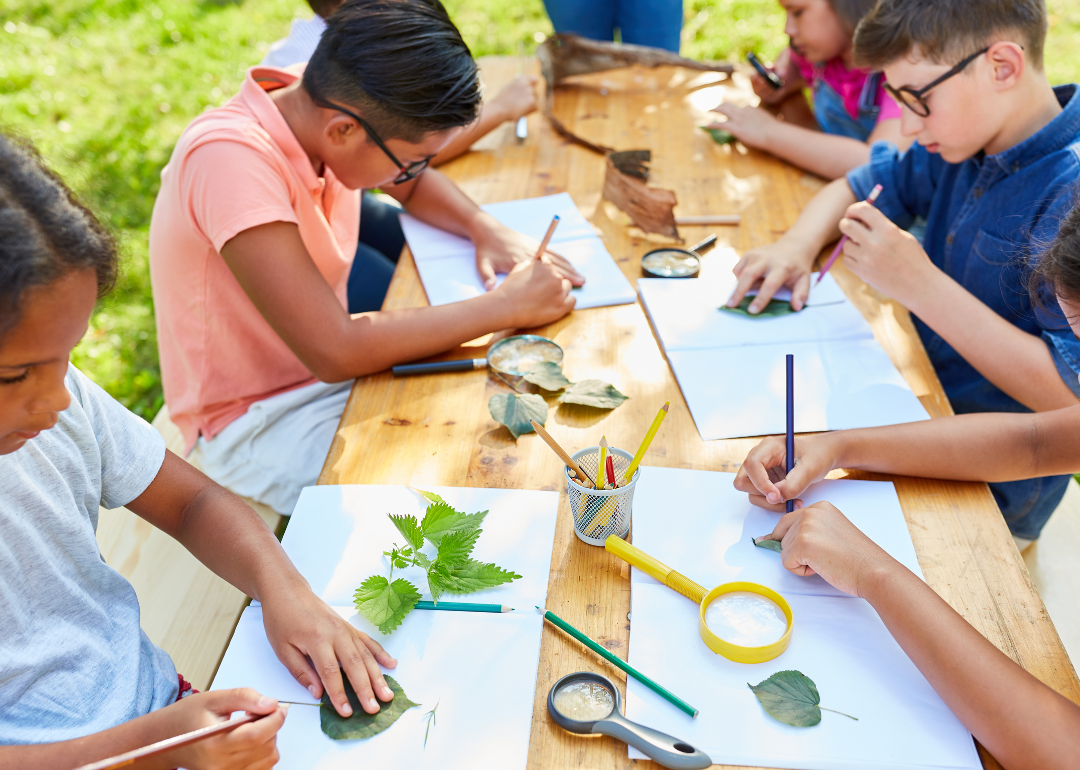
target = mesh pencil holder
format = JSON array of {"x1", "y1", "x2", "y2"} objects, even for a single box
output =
[{"x1": 565, "y1": 446, "x2": 640, "y2": 546}]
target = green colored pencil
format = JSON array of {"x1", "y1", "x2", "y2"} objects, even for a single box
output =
[
  {"x1": 537, "y1": 606, "x2": 698, "y2": 718},
  {"x1": 415, "y1": 601, "x2": 512, "y2": 613}
]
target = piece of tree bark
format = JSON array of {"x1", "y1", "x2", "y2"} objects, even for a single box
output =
[{"x1": 602, "y1": 152, "x2": 680, "y2": 240}]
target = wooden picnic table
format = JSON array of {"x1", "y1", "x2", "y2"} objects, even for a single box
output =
[{"x1": 319, "y1": 57, "x2": 1080, "y2": 770}]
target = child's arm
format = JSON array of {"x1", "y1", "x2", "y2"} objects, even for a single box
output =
[
  {"x1": 126, "y1": 452, "x2": 396, "y2": 717},
  {"x1": 762, "y1": 503, "x2": 1080, "y2": 770},
  {"x1": 380, "y1": 166, "x2": 583, "y2": 290},
  {"x1": 430, "y1": 75, "x2": 538, "y2": 166},
  {"x1": 221, "y1": 218, "x2": 576, "y2": 383},
  {"x1": 734, "y1": 405, "x2": 1080, "y2": 510},
  {"x1": 724, "y1": 177, "x2": 856, "y2": 314},
  {"x1": 839, "y1": 203, "x2": 1080, "y2": 412},
  {"x1": 0, "y1": 689, "x2": 284, "y2": 770}
]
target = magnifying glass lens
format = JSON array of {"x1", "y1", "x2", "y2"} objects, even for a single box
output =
[
  {"x1": 642, "y1": 250, "x2": 700, "y2": 278},
  {"x1": 553, "y1": 680, "x2": 615, "y2": 721},
  {"x1": 488, "y1": 337, "x2": 563, "y2": 376},
  {"x1": 704, "y1": 591, "x2": 787, "y2": 647}
]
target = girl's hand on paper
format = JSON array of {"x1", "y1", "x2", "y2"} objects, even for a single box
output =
[
  {"x1": 724, "y1": 239, "x2": 816, "y2": 314},
  {"x1": 261, "y1": 588, "x2": 397, "y2": 717},
  {"x1": 167, "y1": 689, "x2": 285, "y2": 770},
  {"x1": 471, "y1": 219, "x2": 585, "y2": 291},
  {"x1": 707, "y1": 103, "x2": 779, "y2": 151},
  {"x1": 839, "y1": 203, "x2": 936, "y2": 308},
  {"x1": 762, "y1": 502, "x2": 896, "y2": 599},
  {"x1": 497, "y1": 257, "x2": 577, "y2": 327},
  {"x1": 734, "y1": 433, "x2": 839, "y2": 511}
]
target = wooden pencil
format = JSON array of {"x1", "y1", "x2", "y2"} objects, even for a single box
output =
[
  {"x1": 622, "y1": 402, "x2": 669, "y2": 484},
  {"x1": 674, "y1": 214, "x2": 741, "y2": 226},
  {"x1": 534, "y1": 214, "x2": 560, "y2": 260},
  {"x1": 530, "y1": 419, "x2": 594, "y2": 488},
  {"x1": 73, "y1": 710, "x2": 276, "y2": 770}
]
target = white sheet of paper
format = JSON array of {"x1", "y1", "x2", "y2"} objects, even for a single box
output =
[
  {"x1": 400, "y1": 193, "x2": 636, "y2": 310},
  {"x1": 212, "y1": 606, "x2": 545, "y2": 770},
  {"x1": 629, "y1": 468, "x2": 923, "y2": 597},
  {"x1": 280, "y1": 485, "x2": 558, "y2": 609},
  {"x1": 638, "y1": 273, "x2": 872, "y2": 351},
  {"x1": 667, "y1": 340, "x2": 929, "y2": 440},
  {"x1": 624, "y1": 587, "x2": 980, "y2": 770}
]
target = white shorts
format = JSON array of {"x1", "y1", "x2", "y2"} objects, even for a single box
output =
[{"x1": 189, "y1": 380, "x2": 353, "y2": 515}]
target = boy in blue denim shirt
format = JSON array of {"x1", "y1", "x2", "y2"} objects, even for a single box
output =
[{"x1": 723, "y1": 0, "x2": 1080, "y2": 546}]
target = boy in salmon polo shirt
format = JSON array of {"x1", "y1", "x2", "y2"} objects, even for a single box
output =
[{"x1": 150, "y1": 0, "x2": 583, "y2": 516}]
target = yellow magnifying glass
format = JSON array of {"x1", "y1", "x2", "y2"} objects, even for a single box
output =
[{"x1": 606, "y1": 536, "x2": 793, "y2": 664}]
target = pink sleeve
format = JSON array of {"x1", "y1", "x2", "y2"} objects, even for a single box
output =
[
  {"x1": 180, "y1": 140, "x2": 300, "y2": 253},
  {"x1": 876, "y1": 84, "x2": 903, "y2": 122}
]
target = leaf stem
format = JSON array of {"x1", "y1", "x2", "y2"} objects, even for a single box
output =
[
  {"x1": 820, "y1": 706, "x2": 858, "y2": 721},
  {"x1": 279, "y1": 701, "x2": 321, "y2": 707},
  {"x1": 493, "y1": 370, "x2": 523, "y2": 393}
]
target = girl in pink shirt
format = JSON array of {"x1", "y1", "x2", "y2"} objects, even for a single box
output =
[{"x1": 708, "y1": 0, "x2": 912, "y2": 180}]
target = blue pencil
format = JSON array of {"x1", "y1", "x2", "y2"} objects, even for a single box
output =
[{"x1": 786, "y1": 354, "x2": 794, "y2": 513}]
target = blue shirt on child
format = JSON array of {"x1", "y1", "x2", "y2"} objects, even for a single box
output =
[{"x1": 846, "y1": 84, "x2": 1080, "y2": 539}]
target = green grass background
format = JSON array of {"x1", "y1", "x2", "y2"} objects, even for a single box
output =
[{"x1": 2, "y1": 0, "x2": 1080, "y2": 417}]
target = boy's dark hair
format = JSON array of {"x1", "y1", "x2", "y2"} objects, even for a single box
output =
[
  {"x1": 302, "y1": 0, "x2": 481, "y2": 142},
  {"x1": 307, "y1": 0, "x2": 344, "y2": 19},
  {"x1": 853, "y1": 0, "x2": 1047, "y2": 71},
  {"x1": 0, "y1": 134, "x2": 118, "y2": 339},
  {"x1": 828, "y1": 0, "x2": 880, "y2": 35},
  {"x1": 1032, "y1": 198, "x2": 1080, "y2": 311}
]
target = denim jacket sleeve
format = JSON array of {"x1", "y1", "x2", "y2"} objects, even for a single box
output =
[
  {"x1": 845, "y1": 141, "x2": 939, "y2": 231},
  {"x1": 1032, "y1": 193, "x2": 1080, "y2": 398}
]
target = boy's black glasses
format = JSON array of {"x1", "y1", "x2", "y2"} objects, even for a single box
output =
[
  {"x1": 884, "y1": 47, "x2": 991, "y2": 118},
  {"x1": 314, "y1": 97, "x2": 432, "y2": 185}
]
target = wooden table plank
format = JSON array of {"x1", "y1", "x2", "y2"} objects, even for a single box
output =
[{"x1": 320, "y1": 56, "x2": 1079, "y2": 770}]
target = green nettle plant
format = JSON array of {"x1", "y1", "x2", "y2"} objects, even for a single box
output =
[{"x1": 353, "y1": 490, "x2": 520, "y2": 634}]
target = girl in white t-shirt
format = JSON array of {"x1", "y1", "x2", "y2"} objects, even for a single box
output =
[{"x1": 0, "y1": 135, "x2": 397, "y2": 766}]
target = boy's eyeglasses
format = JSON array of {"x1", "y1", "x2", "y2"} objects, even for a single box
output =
[
  {"x1": 314, "y1": 97, "x2": 432, "y2": 185},
  {"x1": 884, "y1": 47, "x2": 991, "y2": 118}
]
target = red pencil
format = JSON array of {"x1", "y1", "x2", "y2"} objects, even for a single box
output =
[{"x1": 606, "y1": 454, "x2": 616, "y2": 487}]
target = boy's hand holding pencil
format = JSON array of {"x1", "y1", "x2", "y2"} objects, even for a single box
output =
[
  {"x1": 470, "y1": 216, "x2": 584, "y2": 291},
  {"x1": 733, "y1": 432, "x2": 842, "y2": 513}
]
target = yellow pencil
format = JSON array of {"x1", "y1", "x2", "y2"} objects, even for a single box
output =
[
  {"x1": 623, "y1": 402, "x2": 669, "y2": 483},
  {"x1": 597, "y1": 436, "x2": 608, "y2": 490}
]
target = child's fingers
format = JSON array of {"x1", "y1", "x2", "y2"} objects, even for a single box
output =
[
  {"x1": 355, "y1": 628, "x2": 397, "y2": 669},
  {"x1": 725, "y1": 265, "x2": 764, "y2": 307},
  {"x1": 747, "y1": 269, "x2": 791, "y2": 314},
  {"x1": 337, "y1": 630, "x2": 394, "y2": 707},
  {"x1": 747, "y1": 493, "x2": 806, "y2": 514},
  {"x1": 276, "y1": 643, "x2": 323, "y2": 700},
  {"x1": 227, "y1": 704, "x2": 286, "y2": 746},
  {"x1": 477, "y1": 256, "x2": 498, "y2": 291},
  {"x1": 790, "y1": 271, "x2": 811, "y2": 311},
  {"x1": 773, "y1": 460, "x2": 820, "y2": 503},
  {"x1": 307, "y1": 643, "x2": 354, "y2": 716},
  {"x1": 202, "y1": 688, "x2": 279, "y2": 718}
]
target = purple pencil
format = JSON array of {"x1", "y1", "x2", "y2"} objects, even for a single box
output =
[{"x1": 816, "y1": 184, "x2": 884, "y2": 285}]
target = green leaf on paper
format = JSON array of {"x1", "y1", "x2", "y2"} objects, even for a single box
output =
[
  {"x1": 488, "y1": 392, "x2": 548, "y2": 438},
  {"x1": 420, "y1": 501, "x2": 487, "y2": 546},
  {"x1": 748, "y1": 670, "x2": 857, "y2": 727},
  {"x1": 355, "y1": 500, "x2": 518, "y2": 634},
  {"x1": 719, "y1": 296, "x2": 796, "y2": 318},
  {"x1": 702, "y1": 126, "x2": 736, "y2": 145},
  {"x1": 558, "y1": 380, "x2": 629, "y2": 409},
  {"x1": 353, "y1": 576, "x2": 421, "y2": 635},
  {"x1": 753, "y1": 536, "x2": 783, "y2": 553},
  {"x1": 408, "y1": 487, "x2": 446, "y2": 505},
  {"x1": 433, "y1": 558, "x2": 522, "y2": 594},
  {"x1": 522, "y1": 361, "x2": 573, "y2": 391},
  {"x1": 389, "y1": 514, "x2": 424, "y2": 553},
  {"x1": 320, "y1": 674, "x2": 419, "y2": 740},
  {"x1": 436, "y1": 529, "x2": 480, "y2": 567}
]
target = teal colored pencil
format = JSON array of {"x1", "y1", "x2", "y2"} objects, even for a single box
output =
[
  {"x1": 537, "y1": 606, "x2": 698, "y2": 718},
  {"x1": 415, "y1": 601, "x2": 512, "y2": 613}
]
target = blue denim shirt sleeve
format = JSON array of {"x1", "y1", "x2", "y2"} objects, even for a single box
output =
[
  {"x1": 1043, "y1": 330, "x2": 1080, "y2": 397},
  {"x1": 846, "y1": 141, "x2": 938, "y2": 231},
  {"x1": 1032, "y1": 191, "x2": 1080, "y2": 398}
]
